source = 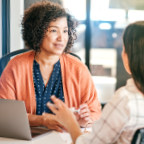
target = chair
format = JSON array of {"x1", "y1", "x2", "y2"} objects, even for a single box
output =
[
  {"x1": 0, "y1": 49, "x2": 81, "y2": 76},
  {"x1": 0, "y1": 49, "x2": 29, "y2": 76},
  {"x1": 131, "y1": 128, "x2": 144, "y2": 144}
]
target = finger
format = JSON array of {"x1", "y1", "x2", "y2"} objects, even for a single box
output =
[
  {"x1": 84, "y1": 117, "x2": 91, "y2": 121},
  {"x1": 74, "y1": 113, "x2": 80, "y2": 121},
  {"x1": 80, "y1": 108, "x2": 90, "y2": 115},
  {"x1": 55, "y1": 126, "x2": 63, "y2": 133},
  {"x1": 47, "y1": 102, "x2": 58, "y2": 114},
  {"x1": 56, "y1": 121, "x2": 65, "y2": 128},
  {"x1": 80, "y1": 103, "x2": 88, "y2": 109},
  {"x1": 80, "y1": 112, "x2": 90, "y2": 118},
  {"x1": 74, "y1": 113, "x2": 79, "y2": 117},
  {"x1": 60, "y1": 125, "x2": 68, "y2": 132},
  {"x1": 51, "y1": 96, "x2": 64, "y2": 109},
  {"x1": 54, "y1": 120, "x2": 68, "y2": 131}
]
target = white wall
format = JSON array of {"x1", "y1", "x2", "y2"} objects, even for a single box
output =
[
  {"x1": 0, "y1": 0, "x2": 2, "y2": 57},
  {"x1": 10, "y1": 0, "x2": 24, "y2": 52}
]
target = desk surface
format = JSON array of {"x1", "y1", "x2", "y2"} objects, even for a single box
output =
[
  {"x1": 0, "y1": 128, "x2": 92, "y2": 144},
  {"x1": 0, "y1": 131, "x2": 66, "y2": 144}
]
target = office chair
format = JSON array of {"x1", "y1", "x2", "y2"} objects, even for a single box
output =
[
  {"x1": 0, "y1": 49, "x2": 81, "y2": 76},
  {"x1": 131, "y1": 128, "x2": 144, "y2": 144}
]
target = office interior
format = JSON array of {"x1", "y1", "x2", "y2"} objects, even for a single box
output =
[{"x1": 0, "y1": 0, "x2": 144, "y2": 105}]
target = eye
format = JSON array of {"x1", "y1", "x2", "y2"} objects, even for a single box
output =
[
  {"x1": 50, "y1": 29, "x2": 57, "y2": 32},
  {"x1": 64, "y1": 30, "x2": 68, "y2": 33}
]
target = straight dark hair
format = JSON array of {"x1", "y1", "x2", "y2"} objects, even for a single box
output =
[{"x1": 123, "y1": 21, "x2": 144, "y2": 94}]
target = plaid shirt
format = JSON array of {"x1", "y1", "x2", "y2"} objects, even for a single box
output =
[{"x1": 76, "y1": 78, "x2": 144, "y2": 144}]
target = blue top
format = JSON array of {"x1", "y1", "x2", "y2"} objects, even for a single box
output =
[{"x1": 33, "y1": 59, "x2": 64, "y2": 115}]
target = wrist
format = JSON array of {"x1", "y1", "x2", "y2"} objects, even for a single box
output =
[
  {"x1": 67, "y1": 120, "x2": 82, "y2": 144},
  {"x1": 66, "y1": 118, "x2": 78, "y2": 132},
  {"x1": 42, "y1": 114, "x2": 46, "y2": 126},
  {"x1": 78, "y1": 117, "x2": 93, "y2": 128},
  {"x1": 28, "y1": 114, "x2": 45, "y2": 127}
]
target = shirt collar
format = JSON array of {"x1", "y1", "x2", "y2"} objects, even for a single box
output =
[{"x1": 126, "y1": 78, "x2": 134, "y2": 86}]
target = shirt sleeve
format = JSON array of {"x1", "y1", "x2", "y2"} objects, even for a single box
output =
[
  {"x1": 0, "y1": 65, "x2": 16, "y2": 99},
  {"x1": 76, "y1": 89, "x2": 130, "y2": 144},
  {"x1": 80, "y1": 65, "x2": 101, "y2": 121}
]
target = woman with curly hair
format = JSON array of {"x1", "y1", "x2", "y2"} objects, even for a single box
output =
[{"x1": 0, "y1": 1, "x2": 101, "y2": 132}]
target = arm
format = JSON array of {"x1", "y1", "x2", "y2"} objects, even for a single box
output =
[
  {"x1": 28, "y1": 113, "x2": 66, "y2": 132},
  {"x1": 0, "y1": 66, "x2": 66, "y2": 132},
  {"x1": 75, "y1": 104, "x2": 93, "y2": 128},
  {"x1": 48, "y1": 96, "x2": 83, "y2": 144},
  {"x1": 76, "y1": 66, "x2": 101, "y2": 127},
  {"x1": 0, "y1": 67, "x2": 16, "y2": 99},
  {"x1": 76, "y1": 94, "x2": 130, "y2": 144},
  {"x1": 28, "y1": 114, "x2": 43, "y2": 126},
  {"x1": 78, "y1": 91, "x2": 131, "y2": 144},
  {"x1": 67, "y1": 119, "x2": 82, "y2": 144},
  {"x1": 48, "y1": 91, "x2": 130, "y2": 144}
]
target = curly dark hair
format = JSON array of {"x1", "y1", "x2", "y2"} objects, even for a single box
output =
[{"x1": 21, "y1": 1, "x2": 78, "y2": 53}]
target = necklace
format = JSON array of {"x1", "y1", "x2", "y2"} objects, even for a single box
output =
[
  {"x1": 34, "y1": 55, "x2": 49, "y2": 81},
  {"x1": 43, "y1": 78, "x2": 48, "y2": 81},
  {"x1": 42, "y1": 76, "x2": 48, "y2": 81}
]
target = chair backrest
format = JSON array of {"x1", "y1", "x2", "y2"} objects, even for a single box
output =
[
  {"x1": 0, "y1": 49, "x2": 81, "y2": 77},
  {"x1": 69, "y1": 52, "x2": 81, "y2": 61},
  {"x1": 0, "y1": 49, "x2": 29, "y2": 76},
  {"x1": 131, "y1": 128, "x2": 144, "y2": 144}
]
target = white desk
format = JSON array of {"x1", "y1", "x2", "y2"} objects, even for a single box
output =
[
  {"x1": 0, "y1": 131, "x2": 66, "y2": 144},
  {"x1": 0, "y1": 128, "x2": 92, "y2": 144}
]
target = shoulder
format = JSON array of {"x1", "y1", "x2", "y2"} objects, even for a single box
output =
[
  {"x1": 9, "y1": 50, "x2": 35, "y2": 63},
  {"x1": 7, "y1": 50, "x2": 35, "y2": 68},
  {"x1": 3, "y1": 50, "x2": 35, "y2": 74},
  {"x1": 113, "y1": 78, "x2": 142, "y2": 101},
  {"x1": 109, "y1": 80, "x2": 138, "y2": 108},
  {"x1": 102, "y1": 86, "x2": 130, "y2": 117},
  {"x1": 61, "y1": 53, "x2": 88, "y2": 72},
  {"x1": 112, "y1": 87, "x2": 129, "y2": 102}
]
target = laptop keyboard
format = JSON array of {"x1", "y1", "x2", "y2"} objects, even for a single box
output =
[{"x1": 30, "y1": 126, "x2": 52, "y2": 138}]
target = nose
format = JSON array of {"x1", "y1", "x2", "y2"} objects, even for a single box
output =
[{"x1": 57, "y1": 31, "x2": 64, "y2": 41}]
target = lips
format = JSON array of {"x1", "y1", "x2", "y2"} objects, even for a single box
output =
[{"x1": 54, "y1": 44, "x2": 64, "y2": 49}]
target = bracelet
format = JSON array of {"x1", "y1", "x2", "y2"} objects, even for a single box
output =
[{"x1": 84, "y1": 122, "x2": 93, "y2": 133}]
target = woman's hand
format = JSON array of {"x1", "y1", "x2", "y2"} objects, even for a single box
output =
[
  {"x1": 47, "y1": 96, "x2": 82, "y2": 144},
  {"x1": 42, "y1": 113, "x2": 66, "y2": 133},
  {"x1": 47, "y1": 96, "x2": 77, "y2": 128},
  {"x1": 75, "y1": 104, "x2": 93, "y2": 127}
]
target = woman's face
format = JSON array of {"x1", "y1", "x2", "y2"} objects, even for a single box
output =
[
  {"x1": 40, "y1": 17, "x2": 68, "y2": 56},
  {"x1": 122, "y1": 45, "x2": 131, "y2": 74}
]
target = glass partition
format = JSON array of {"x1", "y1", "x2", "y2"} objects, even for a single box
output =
[
  {"x1": 62, "y1": 0, "x2": 86, "y2": 63},
  {"x1": 7, "y1": 0, "x2": 144, "y2": 104}
]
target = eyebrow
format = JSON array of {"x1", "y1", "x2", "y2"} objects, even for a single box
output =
[{"x1": 48, "y1": 26, "x2": 68, "y2": 28}]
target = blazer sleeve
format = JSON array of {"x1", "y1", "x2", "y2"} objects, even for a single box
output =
[
  {"x1": 0, "y1": 66, "x2": 16, "y2": 100},
  {"x1": 80, "y1": 65, "x2": 101, "y2": 121}
]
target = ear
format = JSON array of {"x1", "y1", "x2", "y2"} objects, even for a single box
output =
[{"x1": 124, "y1": 53, "x2": 131, "y2": 74}]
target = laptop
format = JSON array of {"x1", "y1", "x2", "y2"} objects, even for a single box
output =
[{"x1": 0, "y1": 99, "x2": 52, "y2": 140}]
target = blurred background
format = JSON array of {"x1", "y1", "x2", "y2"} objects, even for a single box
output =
[{"x1": 0, "y1": 0, "x2": 144, "y2": 105}]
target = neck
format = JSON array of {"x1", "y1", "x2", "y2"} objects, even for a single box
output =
[{"x1": 35, "y1": 50, "x2": 60, "y2": 67}]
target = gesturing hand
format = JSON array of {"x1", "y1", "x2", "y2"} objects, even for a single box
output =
[
  {"x1": 42, "y1": 113, "x2": 67, "y2": 133},
  {"x1": 47, "y1": 96, "x2": 78, "y2": 129},
  {"x1": 47, "y1": 96, "x2": 83, "y2": 144},
  {"x1": 75, "y1": 104, "x2": 93, "y2": 127}
]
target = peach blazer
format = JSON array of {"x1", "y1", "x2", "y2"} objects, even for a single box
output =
[{"x1": 0, "y1": 51, "x2": 101, "y2": 121}]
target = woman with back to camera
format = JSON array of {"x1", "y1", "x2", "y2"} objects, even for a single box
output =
[
  {"x1": 0, "y1": 1, "x2": 101, "y2": 132},
  {"x1": 48, "y1": 21, "x2": 144, "y2": 143}
]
